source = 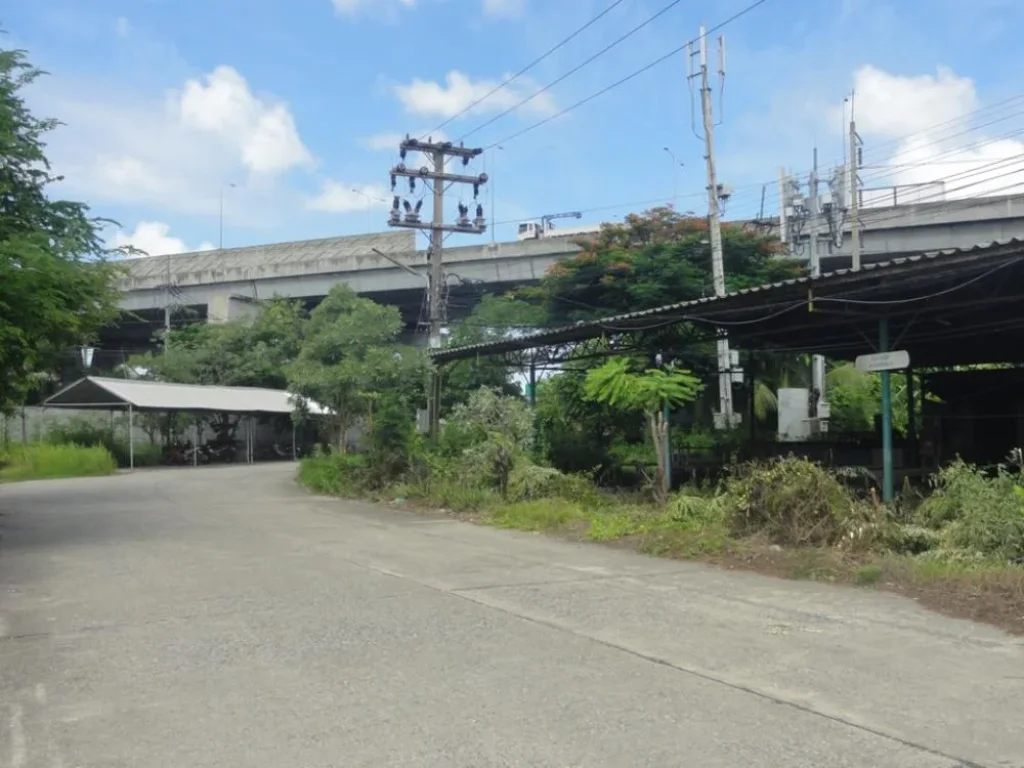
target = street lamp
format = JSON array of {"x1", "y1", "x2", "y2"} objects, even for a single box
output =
[
  {"x1": 663, "y1": 147, "x2": 684, "y2": 204},
  {"x1": 219, "y1": 182, "x2": 237, "y2": 250}
]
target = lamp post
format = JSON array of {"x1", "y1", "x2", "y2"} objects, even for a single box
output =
[
  {"x1": 663, "y1": 147, "x2": 684, "y2": 205},
  {"x1": 219, "y1": 182, "x2": 237, "y2": 250}
]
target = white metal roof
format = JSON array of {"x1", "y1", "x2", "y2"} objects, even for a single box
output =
[{"x1": 44, "y1": 376, "x2": 331, "y2": 415}]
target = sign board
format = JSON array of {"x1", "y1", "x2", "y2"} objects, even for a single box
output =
[{"x1": 855, "y1": 350, "x2": 910, "y2": 373}]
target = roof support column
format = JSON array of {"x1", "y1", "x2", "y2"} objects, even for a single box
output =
[
  {"x1": 879, "y1": 317, "x2": 894, "y2": 503},
  {"x1": 128, "y1": 404, "x2": 135, "y2": 471}
]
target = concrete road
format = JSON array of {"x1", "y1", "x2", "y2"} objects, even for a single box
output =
[{"x1": 1, "y1": 464, "x2": 1021, "y2": 768}]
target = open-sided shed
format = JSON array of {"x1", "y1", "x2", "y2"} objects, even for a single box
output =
[
  {"x1": 44, "y1": 376, "x2": 329, "y2": 468},
  {"x1": 430, "y1": 239, "x2": 1024, "y2": 500}
]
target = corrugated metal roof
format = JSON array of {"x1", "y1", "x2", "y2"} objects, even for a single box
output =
[
  {"x1": 431, "y1": 238, "x2": 1024, "y2": 362},
  {"x1": 44, "y1": 377, "x2": 331, "y2": 415},
  {"x1": 121, "y1": 230, "x2": 415, "y2": 282}
]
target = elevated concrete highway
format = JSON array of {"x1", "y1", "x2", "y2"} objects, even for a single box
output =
[{"x1": 108, "y1": 194, "x2": 1024, "y2": 353}]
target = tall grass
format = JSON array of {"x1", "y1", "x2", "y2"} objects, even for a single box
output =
[{"x1": 0, "y1": 443, "x2": 118, "y2": 482}]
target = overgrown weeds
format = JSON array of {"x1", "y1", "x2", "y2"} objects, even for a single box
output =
[
  {"x1": 721, "y1": 457, "x2": 884, "y2": 549},
  {"x1": 295, "y1": 388, "x2": 1024, "y2": 634},
  {"x1": 0, "y1": 443, "x2": 117, "y2": 482}
]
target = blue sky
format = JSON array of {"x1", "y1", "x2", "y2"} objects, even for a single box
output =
[{"x1": 7, "y1": 0, "x2": 1024, "y2": 256}]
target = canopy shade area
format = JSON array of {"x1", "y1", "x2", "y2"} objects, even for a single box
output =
[
  {"x1": 44, "y1": 376, "x2": 330, "y2": 416},
  {"x1": 42, "y1": 377, "x2": 330, "y2": 470}
]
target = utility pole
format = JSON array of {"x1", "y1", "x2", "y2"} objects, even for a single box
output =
[
  {"x1": 164, "y1": 253, "x2": 171, "y2": 351},
  {"x1": 689, "y1": 26, "x2": 735, "y2": 428},
  {"x1": 388, "y1": 135, "x2": 488, "y2": 438},
  {"x1": 849, "y1": 109, "x2": 862, "y2": 271},
  {"x1": 808, "y1": 148, "x2": 828, "y2": 427},
  {"x1": 218, "y1": 182, "x2": 236, "y2": 251}
]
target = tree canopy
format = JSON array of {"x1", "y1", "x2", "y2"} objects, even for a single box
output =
[
  {"x1": 131, "y1": 298, "x2": 307, "y2": 390},
  {"x1": 528, "y1": 207, "x2": 800, "y2": 325},
  {"x1": 286, "y1": 285, "x2": 426, "y2": 450},
  {"x1": 0, "y1": 47, "x2": 122, "y2": 410}
]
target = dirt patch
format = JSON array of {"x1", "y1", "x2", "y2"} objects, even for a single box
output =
[{"x1": 709, "y1": 545, "x2": 1024, "y2": 636}]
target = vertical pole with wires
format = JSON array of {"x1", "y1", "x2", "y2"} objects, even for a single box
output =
[
  {"x1": 428, "y1": 147, "x2": 446, "y2": 438},
  {"x1": 164, "y1": 252, "x2": 171, "y2": 352},
  {"x1": 689, "y1": 26, "x2": 735, "y2": 428},
  {"x1": 808, "y1": 148, "x2": 827, "y2": 426},
  {"x1": 849, "y1": 98, "x2": 862, "y2": 271},
  {"x1": 388, "y1": 136, "x2": 489, "y2": 440}
]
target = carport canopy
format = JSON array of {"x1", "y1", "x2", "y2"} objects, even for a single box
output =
[{"x1": 44, "y1": 376, "x2": 330, "y2": 415}]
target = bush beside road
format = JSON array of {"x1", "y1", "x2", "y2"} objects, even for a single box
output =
[{"x1": 298, "y1": 390, "x2": 1024, "y2": 636}]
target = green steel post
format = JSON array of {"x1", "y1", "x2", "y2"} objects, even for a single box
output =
[
  {"x1": 879, "y1": 318, "x2": 894, "y2": 502},
  {"x1": 663, "y1": 402, "x2": 672, "y2": 492}
]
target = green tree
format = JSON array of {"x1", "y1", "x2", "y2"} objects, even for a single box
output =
[
  {"x1": 519, "y1": 208, "x2": 805, "y2": 429},
  {"x1": 132, "y1": 297, "x2": 307, "y2": 389},
  {"x1": 532, "y1": 208, "x2": 800, "y2": 326},
  {"x1": 442, "y1": 294, "x2": 547, "y2": 411},
  {"x1": 287, "y1": 285, "x2": 417, "y2": 452},
  {"x1": 0, "y1": 47, "x2": 122, "y2": 410},
  {"x1": 446, "y1": 387, "x2": 535, "y2": 499},
  {"x1": 584, "y1": 357, "x2": 704, "y2": 504}
]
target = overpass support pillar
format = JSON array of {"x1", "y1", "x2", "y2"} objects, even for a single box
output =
[{"x1": 208, "y1": 294, "x2": 260, "y2": 325}]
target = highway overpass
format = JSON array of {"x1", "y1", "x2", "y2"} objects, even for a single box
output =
[{"x1": 105, "y1": 194, "x2": 1024, "y2": 355}]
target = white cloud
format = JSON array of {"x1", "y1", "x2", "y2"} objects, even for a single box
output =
[
  {"x1": 483, "y1": 0, "x2": 525, "y2": 17},
  {"x1": 393, "y1": 71, "x2": 557, "y2": 119},
  {"x1": 34, "y1": 64, "x2": 313, "y2": 225},
  {"x1": 113, "y1": 221, "x2": 215, "y2": 257},
  {"x1": 842, "y1": 65, "x2": 1024, "y2": 205},
  {"x1": 175, "y1": 66, "x2": 313, "y2": 175},
  {"x1": 307, "y1": 181, "x2": 390, "y2": 213},
  {"x1": 359, "y1": 129, "x2": 447, "y2": 151},
  {"x1": 115, "y1": 17, "x2": 131, "y2": 38},
  {"x1": 848, "y1": 65, "x2": 977, "y2": 139}
]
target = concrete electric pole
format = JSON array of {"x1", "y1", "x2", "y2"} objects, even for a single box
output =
[
  {"x1": 387, "y1": 136, "x2": 489, "y2": 438},
  {"x1": 807, "y1": 149, "x2": 828, "y2": 426},
  {"x1": 689, "y1": 26, "x2": 736, "y2": 428},
  {"x1": 849, "y1": 110, "x2": 862, "y2": 271}
]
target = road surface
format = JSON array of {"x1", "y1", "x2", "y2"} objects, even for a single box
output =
[{"x1": 1, "y1": 463, "x2": 1021, "y2": 767}]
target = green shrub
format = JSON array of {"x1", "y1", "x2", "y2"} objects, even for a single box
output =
[
  {"x1": 667, "y1": 491, "x2": 726, "y2": 532},
  {"x1": 883, "y1": 524, "x2": 941, "y2": 555},
  {"x1": 916, "y1": 460, "x2": 1024, "y2": 561},
  {"x1": 722, "y1": 457, "x2": 880, "y2": 548},
  {"x1": 488, "y1": 498, "x2": 585, "y2": 532},
  {"x1": 365, "y1": 397, "x2": 417, "y2": 488},
  {"x1": 297, "y1": 451, "x2": 369, "y2": 497},
  {"x1": 43, "y1": 415, "x2": 160, "y2": 468},
  {"x1": 586, "y1": 511, "x2": 639, "y2": 541},
  {"x1": 0, "y1": 443, "x2": 117, "y2": 482}
]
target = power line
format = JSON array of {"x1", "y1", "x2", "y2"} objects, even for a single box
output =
[
  {"x1": 718, "y1": 101, "x2": 1024, "y2": 214},
  {"x1": 423, "y1": 0, "x2": 629, "y2": 139},
  {"x1": 481, "y1": 0, "x2": 772, "y2": 150},
  {"x1": 478, "y1": 131, "x2": 1024, "y2": 234},
  {"x1": 459, "y1": 0, "x2": 687, "y2": 142},
  {"x1": 858, "y1": 93, "x2": 1024, "y2": 160}
]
